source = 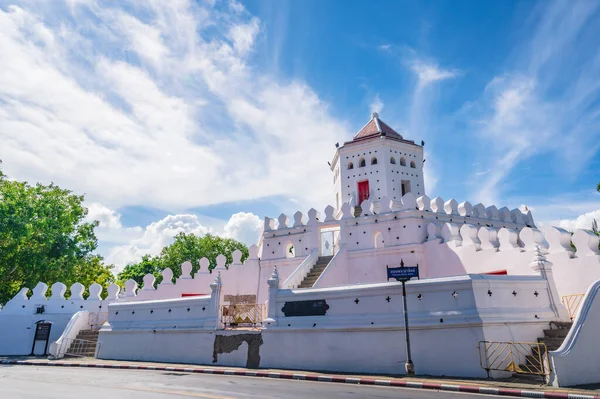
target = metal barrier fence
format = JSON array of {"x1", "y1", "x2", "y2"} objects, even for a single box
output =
[
  {"x1": 221, "y1": 304, "x2": 265, "y2": 329},
  {"x1": 561, "y1": 294, "x2": 585, "y2": 321},
  {"x1": 59, "y1": 338, "x2": 100, "y2": 358},
  {"x1": 478, "y1": 341, "x2": 550, "y2": 380}
]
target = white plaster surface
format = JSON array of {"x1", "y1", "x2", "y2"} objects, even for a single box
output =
[{"x1": 550, "y1": 279, "x2": 600, "y2": 387}]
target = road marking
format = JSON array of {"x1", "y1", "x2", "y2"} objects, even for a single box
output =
[{"x1": 114, "y1": 385, "x2": 236, "y2": 399}]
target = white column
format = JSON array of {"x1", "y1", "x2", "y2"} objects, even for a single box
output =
[
  {"x1": 209, "y1": 272, "x2": 223, "y2": 330},
  {"x1": 264, "y1": 267, "x2": 280, "y2": 328},
  {"x1": 530, "y1": 247, "x2": 569, "y2": 321}
]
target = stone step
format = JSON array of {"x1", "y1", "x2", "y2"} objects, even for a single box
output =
[
  {"x1": 537, "y1": 337, "x2": 564, "y2": 351},
  {"x1": 76, "y1": 337, "x2": 99, "y2": 342},
  {"x1": 550, "y1": 321, "x2": 573, "y2": 330},
  {"x1": 543, "y1": 328, "x2": 570, "y2": 339},
  {"x1": 525, "y1": 355, "x2": 544, "y2": 368}
]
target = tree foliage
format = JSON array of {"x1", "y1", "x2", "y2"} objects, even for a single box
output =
[
  {"x1": 0, "y1": 165, "x2": 114, "y2": 305},
  {"x1": 117, "y1": 233, "x2": 249, "y2": 288}
]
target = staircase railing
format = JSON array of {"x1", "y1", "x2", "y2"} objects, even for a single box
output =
[
  {"x1": 89, "y1": 311, "x2": 109, "y2": 330},
  {"x1": 561, "y1": 294, "x2": 585, "y2": 321},
  {"x1": 282, "y1": 249, "x2": 318, "y2": 289},
  {"x1": 478, "y1": 341, "x2": 551, "y2": 381},
  {"x1": 313, "y1": 245, "x2": 345, "y2": 288},
  {"x1": 48, "y1": 311, "x2": 90, "y2": 360},
  {"x1": 59, "y1": 337, "x2": 100, "y2": 358}
]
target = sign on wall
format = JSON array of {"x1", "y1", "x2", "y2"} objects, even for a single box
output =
[
  {"x1": 387, "y1": 266, "x2": 419, "y2": 281},
  {"x1": 282, "y1": 300, "x2": 330, "y2": 317}
]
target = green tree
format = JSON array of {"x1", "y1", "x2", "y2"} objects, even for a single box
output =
[
  {"x1": 0, "y1": 166, "x2": 114, "y2": 304},
  {"x1": 117, "y1": 255, "x2": 163, "y2": 288},
  {"x1": 117, "y1": 233, "x2": 249, "y2": 288}
]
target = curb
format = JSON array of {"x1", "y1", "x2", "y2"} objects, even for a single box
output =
[{"x1": 2, "y1": 360, "x2": 598, "y2": 399}]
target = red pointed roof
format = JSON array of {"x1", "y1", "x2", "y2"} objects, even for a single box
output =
[
  {"x1": 343, "y1": 113, "x2": 420, "y2": 147},
  {"x1": 354, "y1": 112, "x2": 404, "y2": 140}
]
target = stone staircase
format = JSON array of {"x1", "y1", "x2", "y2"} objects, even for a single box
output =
[
  {"x1": 65, "y1": 330, "x2": 99, "y2": 358},
  {"x1": 298, "y1": 256, "x2": 333, "y2": 288},
  {"x1": 353, "y1": 205, "x2": 362, "y2": 218},
  {"x1": 521, "y1": 321, "x2": 572, "y2": 374}
]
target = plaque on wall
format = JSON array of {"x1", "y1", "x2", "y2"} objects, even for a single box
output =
[
  {"x1": 34, "y1": 323, "x2": 51, "y2": 341},
  {"x1": 282, "y1": 300, "x2": 329, "y2": 317}
]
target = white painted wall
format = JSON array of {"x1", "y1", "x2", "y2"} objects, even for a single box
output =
[{"x1": 95, "y1": 272, "x2": 560, "y2": 378}]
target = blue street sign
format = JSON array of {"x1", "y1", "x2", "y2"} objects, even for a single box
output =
[{"x1": 387, "y1": 266, "x2": 419, "y2": 281}]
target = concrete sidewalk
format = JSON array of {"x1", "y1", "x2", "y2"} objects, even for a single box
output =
[{"x1": 1, "y1": 356, "x2": 599, "y2": 399}]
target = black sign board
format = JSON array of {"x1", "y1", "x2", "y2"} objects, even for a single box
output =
[
  {"x1": 34, "y1": 323, "x2": 51, "y2": 341},
  {"x1": 282, "y1": 300, "x2": 329, "y2": 317},
  {"x1": 30, "y1": 321, "x2": 52, "y2": 356}
]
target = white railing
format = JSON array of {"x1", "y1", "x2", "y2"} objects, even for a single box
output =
[
  {"x1": 313, "y1": 245, "x2": 344, "y2": 288},
  {"x1": 88, "y1": 311, "x2": 108, "y2": 329},
  {"x1": 48, "y1": 311, "x2": 90, "y2": 359},
  {"x1": 282, "y1": 249, "x2": 319, "y2": 289}
]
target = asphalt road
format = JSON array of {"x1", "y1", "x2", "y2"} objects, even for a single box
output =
[{"x1": 0, "y1": 365, "x2": 503, "y2": 399}]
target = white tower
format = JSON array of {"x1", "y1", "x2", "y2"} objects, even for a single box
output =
[{"x1": 330, "y1": 112, "x2": 425, "y2": 210}]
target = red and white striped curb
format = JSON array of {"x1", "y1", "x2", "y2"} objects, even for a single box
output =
[{"x1": 1, "y1": 359, "x2": 598, "y2": 399}]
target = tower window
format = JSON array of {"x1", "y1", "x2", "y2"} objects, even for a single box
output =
[
  {"x1": 371, "y1": 157, "x2": 377, "y2": 165},
  {"x1": 401, "y1": 180, "x2": 411, "y2": 196},
  {"x1": 410, "y1": 161, "x2": 416, "y2": 168},
  {"x1": 400, "y1": 157, "x2": 406, "y2": 166},
  {"x1": 348, "y1": 162, "x2": 354, "y2": 170},
  {"x1": 390, "y1": 157, "x2": 396, "y2": 164},
  {"x1": 359, "y1": 158, "x2": 366, "y2": 167}
]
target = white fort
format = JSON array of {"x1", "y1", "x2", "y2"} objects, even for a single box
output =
[{"x1": 1, "y1": 113, "x2": 599, "y2": 387}]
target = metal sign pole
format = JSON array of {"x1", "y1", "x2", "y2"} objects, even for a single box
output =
[
  {"x1": 387, "y1": 259, "x2": 418, "y2": 376},
  {"x1": 402, "y1": 279, "x2": 414, "y2": 376}
]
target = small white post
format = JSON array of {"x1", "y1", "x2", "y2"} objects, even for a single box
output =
[
  {"x1": 209, "y1": 272, "x2": 223, "y2": 330},
  {"x1": 264, "y1": 267, "x2": 280, "y2": 328},
  {"x1": 530, "y1": 246, "x2": 569, "y2": 321}
]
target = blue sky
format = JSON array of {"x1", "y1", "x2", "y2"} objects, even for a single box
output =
[{"x1": 0, "y1": 0, "x2": 598, "y2": 270}]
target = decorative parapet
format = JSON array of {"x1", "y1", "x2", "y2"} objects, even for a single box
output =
[
  {"x1": 2, "y1": 248, "x2": 261, "y2": 310},
  {"x1": 260, "y1": 193, "x2": 536, "y2": 257},
  {"x1": 0, "y1": 282, "x2": 120, "y2": 315}
]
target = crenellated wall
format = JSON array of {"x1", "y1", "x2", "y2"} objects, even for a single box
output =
[
  {"x1": 423, "y1": 224, "x2": 600, "y2": 298},
  {"x1": 0, "y1": 282, "x2": 119, "y2": 356},
  {"x1": 130, "y1": 246, "x2": 261, "y2": 302},
  {"x1": 258, "y1": 193, "x2": 598, "y2": 299}
]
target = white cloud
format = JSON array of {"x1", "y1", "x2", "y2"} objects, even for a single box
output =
[
  {"x1": 106, "y1": 214, "x2": 213, "y2": 271},
  {"x1": 86, "y1": 203, "x2": 122, "y2": 229},
  {"x1": 556, "y1": 209, "x2": 600, "y2": 232},
  {"x1": 369, "y1": 94, "x2": 384, "y2": 114},
  {"x1": 90, "y1": 204, "x2": 263, "y2": 272},
  {"x1": 410, "y1": 60, "x2": 459, "y2": 88},
  {"x1": 0, "y1": 1, "x2": 349, "y2": 215},
  {"x1": 223, "y1": 212, "x2": 262, "y2": 245},
  {"x1": 229, "y1": 17, "x2": 260, "y2": 55}
]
